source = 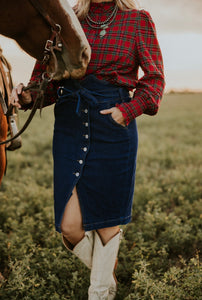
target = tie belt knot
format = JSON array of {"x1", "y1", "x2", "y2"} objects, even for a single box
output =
[{"x1": 57, "y1": 86, "x2": 106, "y2": 115}]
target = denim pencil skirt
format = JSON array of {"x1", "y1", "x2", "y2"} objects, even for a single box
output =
[{"x1": 53, "y1": 75, "x2": 138, "y2": 232}]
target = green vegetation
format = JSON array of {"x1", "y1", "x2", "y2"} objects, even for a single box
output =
[{"x1": 0, "y1": 93, "x2": 201, "y2": 299}]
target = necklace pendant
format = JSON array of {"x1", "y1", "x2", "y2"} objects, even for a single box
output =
[
  {"x1": 100, "y1": 29, "x2": 106, "y2": 37},
  {"x1": 99, "y1": 25, "x2": 108, "y2": 38}
]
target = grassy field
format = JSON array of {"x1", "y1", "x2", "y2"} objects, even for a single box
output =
[{"x1": 0, "y1": 93, "x2": 201, "y2": 299}]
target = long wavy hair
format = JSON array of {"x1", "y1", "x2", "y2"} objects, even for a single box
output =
[{"x1": 74, "y1": 0, "x2": 139, "y2": 19}]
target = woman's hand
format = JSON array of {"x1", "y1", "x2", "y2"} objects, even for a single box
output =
[
  {"x1": 10, "y1": 83, "x2": 32, "y2": 109},
  {"x1": 100, "y1": 107, "x2": 126, "y2": 127}
]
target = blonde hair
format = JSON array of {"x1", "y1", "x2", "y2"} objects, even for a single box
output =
[{"x1": 74, "y1": 0, "x2": 139, "y2": 19}]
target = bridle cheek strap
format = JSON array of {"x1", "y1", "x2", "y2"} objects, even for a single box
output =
[
  {"x1": 43, "y1": 24, "x2": 62, "y2": 63},
  {"x1": 28, "y1": 0, "x2": 63, "y2": 75}
]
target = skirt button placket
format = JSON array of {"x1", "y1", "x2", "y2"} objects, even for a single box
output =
[{"x1": 74, "y1": 106, "x2": 90, "y2": 178}]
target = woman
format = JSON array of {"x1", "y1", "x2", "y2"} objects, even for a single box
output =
[{"x1": 11, "y1": 0, "x2": 165, "y2": 298}]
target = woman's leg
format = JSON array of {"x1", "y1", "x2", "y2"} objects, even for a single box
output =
[
  {"x1": 60, "y1": 186, "x2": 85, "y2": 246},
  {"x1": 60, "y1": 189, "x2": 121, "y2": 299},
  {"x1": 61, "y1": 186, "x2": 94, "y2": 269},
  {"x1": 97, "y1": 226, "x2": 120, "y2": 245}
]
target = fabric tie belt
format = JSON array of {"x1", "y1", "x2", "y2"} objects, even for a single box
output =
[
  {"x1": 57, "y1": 86, "x2": 106, "y2": 115},
  {"x1": 57, "y1": 75, "x2": 129, "y2": 116}
]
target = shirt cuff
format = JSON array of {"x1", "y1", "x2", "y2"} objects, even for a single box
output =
[
  {"x1": 115, "y1": 103, "x2": 131, "y2": 126},
  {"x1": 116, "y1": 95, "x2": 147, "y2": 125}
]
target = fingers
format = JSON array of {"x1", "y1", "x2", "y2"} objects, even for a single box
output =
[
  {"x1": 100, "y1": 107, "x2": 126, "y2": 126},
  {"x1": 10, "y1": 86, "x2": 22, "y2": 108},
  {"x1": 100, "y1": 108, "x2": 115, "y2": 114},
  {"x1": 16, "y1": 83, "x2": 24, "y2": 95},
  {"x1": 10, "y1": 83, "x2": 32, "y2": 109}
]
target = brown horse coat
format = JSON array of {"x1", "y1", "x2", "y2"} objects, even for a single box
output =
[
  {"x1": 0, "y1": 47, "x2": 11, "y2": 185},
  {"x1": 0, "y1": 0, "x2": 91, "y2": 80}
]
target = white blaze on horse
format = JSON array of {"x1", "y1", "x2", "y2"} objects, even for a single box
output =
[{"x1": 0, "y1": 0, "x2": 91, "y2": 185}]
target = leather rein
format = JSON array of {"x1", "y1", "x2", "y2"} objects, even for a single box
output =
[{"x1": 0, "y1": 0, "x2": 63, "y2": 146}]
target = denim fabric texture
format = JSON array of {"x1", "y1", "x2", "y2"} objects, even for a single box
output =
[{"x1": 53, "y1": 75, "x2": 138, "y2": 232}]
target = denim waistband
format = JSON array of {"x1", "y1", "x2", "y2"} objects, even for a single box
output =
[{"x1": 57, "y1": 75, "x2": 129, "y2": 115}]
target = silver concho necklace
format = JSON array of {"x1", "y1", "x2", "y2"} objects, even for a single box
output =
[{"x1": 86, "y1": 4, "x2": 118, "y2": 38}]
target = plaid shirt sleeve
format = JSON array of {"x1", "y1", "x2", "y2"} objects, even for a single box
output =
[
  {"x1": 28, "y1": 60, "x2": 58, "y2": 108},
  {"x1": 116, "y1": 10, "x2": 165, "y2": 125}
]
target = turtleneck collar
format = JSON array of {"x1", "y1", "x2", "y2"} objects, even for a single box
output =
[{"x1": 90, "y1": 1, "x2": 116, "y2": 13}]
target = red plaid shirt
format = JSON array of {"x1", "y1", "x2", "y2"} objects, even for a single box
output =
[{"x1": 30, "y1": 1, "x2": 165, "y2": 124}]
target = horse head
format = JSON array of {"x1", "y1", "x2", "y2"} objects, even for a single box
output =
[{"x1": 0, "y1": 0, "x2": 91, "y2": 80}]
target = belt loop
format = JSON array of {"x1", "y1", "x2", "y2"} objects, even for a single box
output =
[
  {"x1": 119, "y1": 87, "x2": 129, "y2": 103},
  {"x1": 119, "y1": 87, "x2": 126, "y2": 103},
  {"x1": 118, "y1": 88, "x2": 123, "y2": 102}
]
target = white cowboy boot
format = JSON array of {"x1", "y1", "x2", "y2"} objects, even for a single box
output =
[
  {"x1": 62, "y1": 231, "x2": 118, "y2": 299},
  {"x1": 62, "y1": 231, "x2": 94, "y2": 268},
  {"x1": 88, "y1": 229, "x2": 122, "y2": 300}
]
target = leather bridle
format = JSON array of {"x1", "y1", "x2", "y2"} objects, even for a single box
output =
[
  {"x1": 28, "y1": 0, "x2": 63, "y2": 68},
  {"x1": 0, "y1": 0, "x2": 64, "y2": 146}
]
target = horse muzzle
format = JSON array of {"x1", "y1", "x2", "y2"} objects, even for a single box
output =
[{"x1": 47, "y1": 44, "x2": 91, "y2": 81}]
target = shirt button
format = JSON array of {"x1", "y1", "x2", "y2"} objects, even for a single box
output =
[
  {"x1": 83, "y1": 147, "x2": 87, "y2": 152},
  {"x1": 75, "y1": 172, "x2": 80, "y2": 177},
  {"x1": 85, "y1": 122, "x2": 88, "y2": 127},
  {"x1": 84, "y1": 109, "x2": 88, "y2": 113},
  {"x1": 85, "y1": 134, "x2": 89, "y2": 139},
  {"x1": 78, "y1": 160, "x2": 83, "y2": 164}
]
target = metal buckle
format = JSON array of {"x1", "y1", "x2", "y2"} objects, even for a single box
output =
[
  {"x1": 53, "y1": 24, "x2": 61, "y2": 33},
  {"x1": 45, "y1": 40, "x2": 53, "y2": 52}
]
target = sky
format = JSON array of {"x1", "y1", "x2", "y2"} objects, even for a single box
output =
[
  {"x1": 0, "y1": 0, "x2": 202, "y2": 91},
  {"x1": 139, "y1": 0, "x2": 202, "y2": 91}
]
